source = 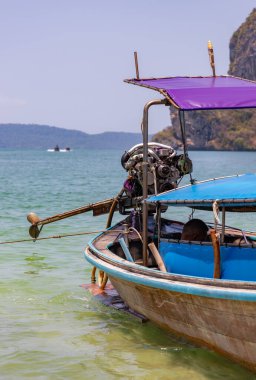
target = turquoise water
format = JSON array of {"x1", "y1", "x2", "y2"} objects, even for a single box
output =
[{"x1": 1, "y1": 149, "x2": 256, "y2": 379}]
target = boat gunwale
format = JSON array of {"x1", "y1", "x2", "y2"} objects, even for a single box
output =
[
  {"x1": 85, "y1": 245, "x2": 256, "y2": 301},
  {"x1": 85, "y1": 226, "x2": 256, "y2": 299}
]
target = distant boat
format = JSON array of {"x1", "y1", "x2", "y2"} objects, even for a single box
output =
[{"x1": 47, "y1": 145, "x2": 71, "y2": 152}]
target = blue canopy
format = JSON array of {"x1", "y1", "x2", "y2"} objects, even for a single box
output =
[{"x1": 146, "y1": 174, "x2": 256, "y2": 211}]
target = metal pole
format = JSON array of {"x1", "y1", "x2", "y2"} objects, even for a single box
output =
[
  {"x1": 221, "y1": 207, "x2": 226, "y2": 243},
  {"x1": 178, "y1": 110, "x2": 187, "y2": 156},
  {"x1": 134, "y1": 52, "x2": 140, "y2": 79},
  {"x1": 142, "y1": 98, "x2": 167, "y2": 266}
]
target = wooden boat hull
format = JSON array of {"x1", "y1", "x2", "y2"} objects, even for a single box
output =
[
  {"x1": 110, "y1": 276, "x2": 256, "y2": 371},
  {"x1": 85, "y1": 244, "x2": 256, "y2": 372}
]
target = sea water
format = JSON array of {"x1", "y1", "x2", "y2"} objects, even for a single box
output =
[{"x1": 1, "y1": 148, "x2": 256, "y2": 380}]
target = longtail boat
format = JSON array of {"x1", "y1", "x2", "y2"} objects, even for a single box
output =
[
  {"x1": 84, "y1": 53, "x2": 256, "y2": 371},
  {"x1": 27, "y1": 46, "x2": 256, "y2": 371}
]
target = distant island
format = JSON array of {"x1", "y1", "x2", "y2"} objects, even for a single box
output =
[{"x1": 0, "y1": 124, "x2": 148, "y2": 150}]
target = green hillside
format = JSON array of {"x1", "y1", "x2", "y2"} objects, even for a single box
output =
[{"x1": 0, "y1": 124, "x2": 146, "y2": 150}]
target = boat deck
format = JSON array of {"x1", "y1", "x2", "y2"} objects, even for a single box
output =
[{"x1": 93, "y1": 222, "x2": 145, "y2": 264}]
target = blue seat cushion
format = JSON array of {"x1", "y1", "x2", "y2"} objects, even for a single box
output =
[{"x1": 159, "y1": 241, "x2": 256, "y2": 281}]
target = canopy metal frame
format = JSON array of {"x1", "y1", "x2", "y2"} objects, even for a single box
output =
[
  {"x1": 132, "y1": 73, "x2": 256, "y2": 266},
  {"x1": 141, "y1": 99, "x2": 194, "y2": 266},
  {"x1": 141, "y1": 98, "x2": 168, "y2": 265}
]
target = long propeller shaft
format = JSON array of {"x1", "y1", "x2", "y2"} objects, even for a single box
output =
[
  {"x1": 27, "y1": 198, "x2": 116, "y2": 238},
  {"x1": 27, "y1": 198, "x2": 115, "y2": 227}
]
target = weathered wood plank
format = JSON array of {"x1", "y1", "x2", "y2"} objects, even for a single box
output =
[{"x1": 109, "y1": 276, "x2": 256, "y2": 371}]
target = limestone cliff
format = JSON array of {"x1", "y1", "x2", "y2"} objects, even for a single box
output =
[
  {"x1": 153, "y1": 8, "x2": 256, "y2": 150},
  {"x1": 229, "y1": 8, "x2": 256, "y2": 80}
]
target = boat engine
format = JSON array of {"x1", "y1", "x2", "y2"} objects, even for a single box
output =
[{"x1": 121, "y1": 142, "x2": 192, "y2": 197}]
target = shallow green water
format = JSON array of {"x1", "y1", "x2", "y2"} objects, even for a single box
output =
[{"x1": 1, "y1": 149, "x2": 256, "y2": 379}]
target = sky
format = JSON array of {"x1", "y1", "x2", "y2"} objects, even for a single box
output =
[{"x1": 0, "y1": 0, "x2": 255, "y2": 135}]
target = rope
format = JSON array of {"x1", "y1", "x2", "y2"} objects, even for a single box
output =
[
  {"x1": 213, "y1": 200, "x2": 221, "y2": 225},
  {"x1": 0, "y1": 229, "x2": 108, "y2": 245},
  {"x1": 129, "y1": 226, "x2": 143, "y2": 243},
  {"x1": 0, "y1": 228, "x2": 127, "y2": 245}
]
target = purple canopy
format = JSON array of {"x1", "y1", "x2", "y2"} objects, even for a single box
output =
[{"x1": 124, "y1": 76, "x2": 256, "y2": 110}]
